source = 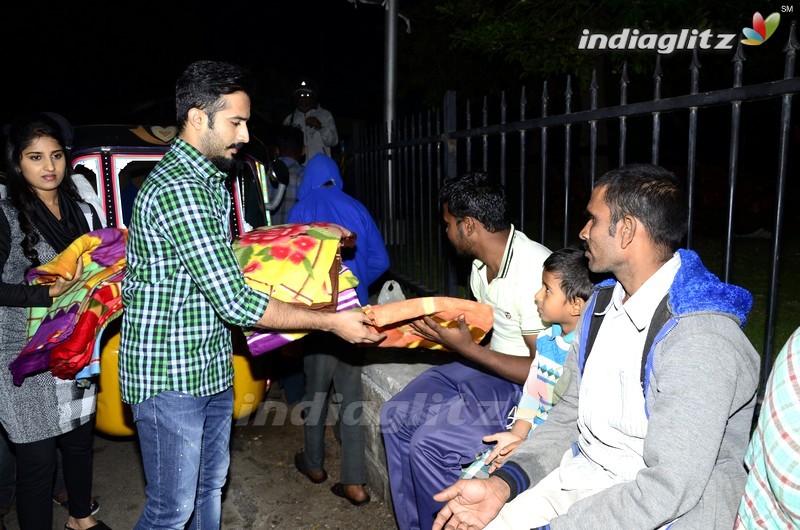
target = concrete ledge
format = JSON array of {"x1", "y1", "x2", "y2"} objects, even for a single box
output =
[{"x1": 361, "y1": 347, "x2": 452, "y2": 506}]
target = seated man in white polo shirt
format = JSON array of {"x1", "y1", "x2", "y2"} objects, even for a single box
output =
[{"x1": 381, "y1": 171, "x2": 551, "y2": 530}]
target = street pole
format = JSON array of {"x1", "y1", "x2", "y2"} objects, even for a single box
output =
[{"x1": 384, "y1": 0, "x2": 397, "y2": 221}]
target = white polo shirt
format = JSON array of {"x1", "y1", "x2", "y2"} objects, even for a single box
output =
[{"x1": 469, "y1": 226, "x2": 551, "y2": 357}]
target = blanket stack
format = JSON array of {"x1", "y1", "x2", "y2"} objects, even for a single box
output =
[{"x1": 10, "y1": 228, "x2": 127, "y2": 385}]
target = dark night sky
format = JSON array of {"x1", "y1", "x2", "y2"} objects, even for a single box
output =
[{"x1": 3, "y1": 0, "x2": 388, "y2": 139}]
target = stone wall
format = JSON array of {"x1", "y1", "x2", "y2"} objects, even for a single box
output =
[{"x1": 361, "y1": 348, "x2": 451, "y2": 507}]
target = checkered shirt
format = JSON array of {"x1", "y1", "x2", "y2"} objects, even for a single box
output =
[
  {"x1": 738, "y1": 326, "x2": 800, "y2": 528},
  {"x1": 119, "y1": 138, "x2": 270, "y2": 404}
]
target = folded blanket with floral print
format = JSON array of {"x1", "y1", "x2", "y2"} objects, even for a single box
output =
[
  {"x1": 362, "y1": 296, "x2": 494, "y2": 350},
  {"x1": 9, "y1": 228, "x2": 127, "y2": 385},
  {"x1": 233, "y1": 222, "x2": 361, "y2": 356}
]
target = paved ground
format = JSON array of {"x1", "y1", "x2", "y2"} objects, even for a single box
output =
[{"x1": 3, "y1": 396, "x2": 398, "y2": 530}]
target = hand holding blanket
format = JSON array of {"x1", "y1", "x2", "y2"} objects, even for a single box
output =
[
  {"x1": 362, "y1": 296, "x2": 494, "y2": 350},
  {"x1": 9, "y1": 228, "x2": 127, "y2": 384}
]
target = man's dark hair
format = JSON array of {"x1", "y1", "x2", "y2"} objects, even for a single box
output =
[
  {"x1": 175, "y1": 60, "x2": 254, "y2": 134},
  {"x1": 543, "y1": 247, "x2": 594, "y2": 303},
  {"x1": 274, "y1": 125, "x2": 304, "y2": 160},
  {"x1": 595, "y1": 164, "x2": 688, "y2": 258},
  {"x1": 438, "y1": 171, "x2": 510, "y2": 233}
]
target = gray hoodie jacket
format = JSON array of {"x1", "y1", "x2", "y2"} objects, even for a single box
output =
[{"x1": 494, "y1": 249, "x2": 760, "y2": 529}]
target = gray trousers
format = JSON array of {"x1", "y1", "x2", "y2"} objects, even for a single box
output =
[{"x1": 301, "y1": 334, "x2": 366, "y2": 485}]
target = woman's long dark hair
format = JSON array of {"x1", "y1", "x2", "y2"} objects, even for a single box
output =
[{"x1": 3, "y1": 112, "x2": 81, "y2": 267}]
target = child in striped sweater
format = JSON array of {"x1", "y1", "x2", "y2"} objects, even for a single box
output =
[{"x1": 461, "y1": 247, "x2": 594, "y2": 478}]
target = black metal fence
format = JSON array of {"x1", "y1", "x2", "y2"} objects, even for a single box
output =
[{"x1": 348, "y1": 23, "x2": 800, "y2": 394}]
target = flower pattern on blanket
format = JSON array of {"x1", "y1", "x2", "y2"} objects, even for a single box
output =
[
  {"x1": 233, "y1": 223, "x2": 361, "y2": 356},
  {"x1": 9, "y1": 228, "x2": 127, "y2": 385}
]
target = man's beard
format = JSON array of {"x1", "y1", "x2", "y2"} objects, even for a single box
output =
[
  {"x1": 210, "y1": 156, "x2": 238, "y2": 172},
  {"x1": 453, "y1": 245, "x2": 472, "y2": 258}
]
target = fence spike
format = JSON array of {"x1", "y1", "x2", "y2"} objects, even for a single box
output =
[
  {"x1": 620, "y1": 61, "x2": 629, "y2": 104},
  {"x1": 501, "y1": 90, "x2": 507, "y2": 123},
  {"x1": 783, "y1": 20, "x2": 798, "y2": 79},
  {"x1": 653, "y1": 55, "x2": 662, "y2": 100},
  {"x1": 653, "y1": 54, "x2": 663, "y2": 80},
  {"x1": 565, "y1": 75, "x2": 573, "y2": 112},
  {"x1": 520, "y1": 86, "x2": 527, "y2": 120},
  {"x1": 590, "y1": 69, "x2": 598, "y2": 109},
  {"x1": 427, "y1": 109, "x2": 432, "y2": 136},
  {"x1": 541, "y1": 80, "x2": 549, "y2": 117},
  {"x1": 784, "y1": 19, "x2": 799, "y2": 54},
  {"x1": 690, "y1": 47, "x2": 702, "y2": 94},
  {"x1": 732, "y1": 40, "x2": 746, "y2": 88}
]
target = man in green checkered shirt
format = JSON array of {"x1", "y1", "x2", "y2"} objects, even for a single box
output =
[{"x1": 119, "y1": 60, "x2": 384, "y2": 530}]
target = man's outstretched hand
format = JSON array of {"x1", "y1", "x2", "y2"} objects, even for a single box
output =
[
  {"x1": 410, "y1": 315, "x2": 475, "y2": 353},
  {"x1": 432, "y1": 477, "x2": 510, "y2": 530},
  {"x1": 328, "y1": 310, "x2": 386, "y2": 344}
]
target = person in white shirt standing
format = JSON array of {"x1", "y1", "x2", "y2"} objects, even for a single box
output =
[{"x1": 283, "y1": 79, "x2": 338, "y2": 163}]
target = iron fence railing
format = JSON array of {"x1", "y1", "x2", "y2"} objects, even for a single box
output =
[{"x1": 348, "y1": 22, "x2": 800, "y2": 397}]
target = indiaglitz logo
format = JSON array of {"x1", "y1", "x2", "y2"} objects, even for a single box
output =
[
  {"x1": 741, "y1": 12, "x2": 780, "y2": 45},
  {"x1": 578, "y1": 28, "x2": 738, "y2": 54},
  {"x1": 578, "y1": 11, "x2": 785, "y2": 54}
]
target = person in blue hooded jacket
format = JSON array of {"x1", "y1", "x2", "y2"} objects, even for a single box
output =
[{"x1": 288, "y1": 153, "x2": 389, "y2": 506}]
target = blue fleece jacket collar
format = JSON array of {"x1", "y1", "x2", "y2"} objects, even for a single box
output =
[
  {"x1": 670, "y1": 249, "x2": 752, "y2": 328},
  {"x1": 591, "y1": 249, "x2": 752, "y2": 328}
]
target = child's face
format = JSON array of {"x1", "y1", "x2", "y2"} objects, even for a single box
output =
[{"x1": 534, "y1": 270, "x2": 575, "y2": 327}]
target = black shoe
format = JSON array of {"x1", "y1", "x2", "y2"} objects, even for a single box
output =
[
  {"x1": 294, "y1": 450, "x2": 328, "y2": 484},
  {"x1": 331, "y1": 482, "x2": 371, "y2": 506}
]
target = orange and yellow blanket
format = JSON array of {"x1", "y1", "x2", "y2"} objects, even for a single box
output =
[{"x1": 363, "y1": 296, "x2": 494, "y2": 350}]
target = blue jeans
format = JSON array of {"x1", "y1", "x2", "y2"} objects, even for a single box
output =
[{"x1": 132, "y1": 388, "x2": 233, "y2": 530}]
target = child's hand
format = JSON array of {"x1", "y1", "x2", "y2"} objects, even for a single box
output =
[
  {"x1": 481, "y1": 431, "x2": 523, "y2": 471},
  {"x1": 487, "y1": 439, "x2": 523, "y2": 472}
]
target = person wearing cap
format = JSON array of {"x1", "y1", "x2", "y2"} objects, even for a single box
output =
[{"x1": 283, "y1": 80, "x2": 338, "y2": 163}]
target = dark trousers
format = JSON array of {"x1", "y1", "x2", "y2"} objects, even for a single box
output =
[
  {"x1": 0, "y1": 429, "x2": 13, "y2": 514},
  {"x1": 0, "y1": 428, "x2": 70, "y2": 511},
  {"x1": 381, "y1": 361, "x2": 521, "y2": 530},
  {"x1": 15, "y1": 421, "x2": 94, "y2": 528},
  {"x1": 301, "y1": 335, "x2": 366, "y2": 485}
]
